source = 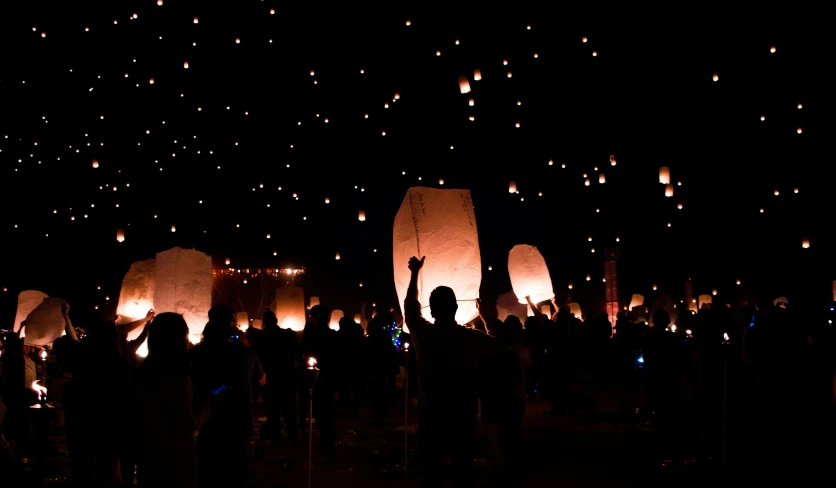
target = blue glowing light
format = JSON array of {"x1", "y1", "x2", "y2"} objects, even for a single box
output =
[{"x1": 637, "y1": 355, "x2": 644, "y2": 364}]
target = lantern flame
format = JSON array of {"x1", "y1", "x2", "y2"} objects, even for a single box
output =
[
  {"x1": 32, "y1": 380, "x2": 47, "y2": 398},
  {"x1": 308, "y1": 357, "x2": 318, "y2": 369}
]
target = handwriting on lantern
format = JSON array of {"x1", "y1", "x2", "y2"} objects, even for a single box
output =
[{"x1": 461, "y1": 193, "x2": 474, "y2": 228}]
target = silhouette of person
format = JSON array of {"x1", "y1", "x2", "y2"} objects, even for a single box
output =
[
  {"x1": 258, "y1": 310, "x2": 301, "y2": 441},
  {"x1": 302, "y1": 305, "x2": 339, "y2": 457},
  {"x1": 404, "y1": 256, "x2": 505, "y2": 487}
]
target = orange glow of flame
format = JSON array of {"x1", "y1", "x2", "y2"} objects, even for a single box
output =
[
  {"x1": 32, "y1": 380, "x2": 47, "y2": 397},
  {"x1": 308, "y1": 357, "x2": 318, "y2": 369}
]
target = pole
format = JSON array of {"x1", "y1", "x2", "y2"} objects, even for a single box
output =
[{"x1": 404, "y1": 349, "x2": 410, "y2": 476}]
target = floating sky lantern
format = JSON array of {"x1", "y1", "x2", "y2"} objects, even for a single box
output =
[
  {"x1": 509, "y1": 181, "x2": 517, "y2": 193},
  {"x1": 610, "y1": 154, "x2": 616, "y2": 166},
  {"x1": 508, "y1": 244, "x2": 554, "y2": 304},
  {"x1": 358, "y1": 210, "x2": 366, "y2": 221},
  {"x1": 770, "y1": 46, "x2": 776, "y2": 53},
  {"x1": 183, "y1": 61, "x2": 189, "y2": 68},
  {"x1": 335, "y1": 252, "x2": 340, "y2": 260},
  {"x1": 802, "y1": 238, "x2": 810, "y2": 249},
  {"x1": 276, "y1": 285, "x2": 305, "y2": 331},
  {"x1": 665, "y1": 184, "x2": 674, "y2": 197},
  {"x1": 473, "y1": 69, "x2": 481, "y2": 80},
  {"x1": 713, "y1": 73, "x2": 719, "y2": 81},
  {"x1": 584, "y1": 178, "x2": 590, "y2": 186},
  {"x1": 659, "y1": 167, "x2": 670, "y2": 184},
  {"x1": 599, "y1": 173, "x2": 606, "y2": 184},
  {"x1": 458, "y1": 76, "x2": 471, "y2": 94},
  {"x1": 170, "y1": 225, "x2": 176, "y2": 232},
  {"x1": 469, "y1": 98, "x2": 474, "y2": 106},
  {"x1": 155, "y1": 248, "x2": 212, "y2": 340},
  {"x1": 116, "y1": 228, "x2": 125, "y2": 242},
  {"x1": 92, "y1": 159, "x2": 99, "y2": 168}
]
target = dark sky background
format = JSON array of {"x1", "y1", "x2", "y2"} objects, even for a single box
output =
[{"x1": 0, "y1": 3, "x2": 830, "y2": 326}]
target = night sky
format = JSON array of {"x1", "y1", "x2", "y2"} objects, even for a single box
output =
[{"x1": 0, "y1": 3, "x2": 829, "y2": 325}]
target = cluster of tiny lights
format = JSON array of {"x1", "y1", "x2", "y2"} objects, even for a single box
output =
[{"x1": 0, "y1": 9, "x2": 820, "y2": 316}]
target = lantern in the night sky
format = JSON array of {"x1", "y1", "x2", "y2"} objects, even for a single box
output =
[
  {"x1": 469, "y1": 98, "x2": 474, "y2": 106},
  {"x1": 629, "y1": 294, "x2": 644, "y2": 311},
  {"x1": 599, "y1": 173, "x2": 606, "y2": 184},
  {"x1": 225, "y1": 258, "x2": 230, "y2": 265},
  {"x1": 712, "y1": 73, "x2": 719, "y2": 81},
  {"x1": 14, "y1": 290, "x2": 49, "y2": 334},
  {"x1": 584, "y1": 178, "x2": 590, "y2": 186},
  {"x1": 116, "y1": 228, "x2": 125, "y2": 242},
  {"x1": 508, "y1": 181, "x2": 517, "y2": 193},
  {"x1": 354, "y1": 314, "x2": 361, "y2": 325},
  {"x1": 171, "y1": 225, "x2": 176, "y2": 232},
  {"x1": 665, "y1": 184, "x2": 674, "y2": 197},
  {"x1": 20, "y1": 297, "x2": 67, "y2": 346},
  {"x1": 184, "y1": 61, "x2": 189, "y2": 69},
  {"x1": 154, "y1": 247, "x2": 212, "y2": 341},
  {"x1": 698, "y1": 295, "x2": 713, "y2": 310},
  {"x1": 610, "y1": 154, "x2": 616, "y2": 166},
  {"x1": 393, "y1": 187, "x2": 481, "y2": 329},
  {"x1": 802, "y1": 238, "x2": 810, "y2": 249},
  {"x1": 473, "y1": 69, "x2": 481, "y2": 80},
  {"x1": 92, "y1": 159, "x2": 99, "y2": 168},
  {"x1": 358, "y1": 210, "x2": 366, "y2": 221},
  {"x1": 458, "y1": 76, "x2": 471, "y2": 94},
  {"x1": 308, "y1": 296, "x2": 319, "y2": 309},
  {"x1": 275, "y1": 285, "x2": 305, "y2": 332},
  {"x1": 507, "y1": 244, "x2": 554, "y2": 305},
  {"x1": 335, "y1": 252, "x2": 341, "y2": 260},
  {"x1": 659, "y1": 167, "x2": 670, "y2": 184},
  {"x1": 115, "y1": 259, "x2": 155, "y2": 344},
  {"x1": 236, "y1": 312, "x2": 249, "y2": 329},
  {"x1": 568, "y1": 303, "x2": 582, "y2": 320}
]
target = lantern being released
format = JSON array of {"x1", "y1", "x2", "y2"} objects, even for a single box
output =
[
  {"x1": 659, "y1": 167, "x2": 671, "y2": 185},
  {"x1": 393, "y1": 187, "x2": 482, "y2": 327},
  {"x1": 115, "y1": 258, "x2": 156, "y2": 341},
  {"x1": 276, "y1": 285, "x2": 305, "y2": 331},
  {"x1": 236, "y1": 311, "x2": 249, "y2": 330},
  {"x1": 698, "y1": 294, "x2": 713, "y2": 310},
  {"x1": 14, "y1": 290, "x2": 49, "y2": 335},
  {"x1": 22, "y1": 297, "x2": 67, "y2": 346},
  {"x1": 629, "y1": 294, "x2": 645, "y2": 311},
  {"x1": 154, "y1": 247, "x2": 213, "y2": 341},
  {"x1": 495, "y1": 290, "x2": 527, "y2": 322},
  {"x1": 458, "y1": 76, "x2": 471, "y2": 94},
  {"x1": 507, "y1": 245, "x2": 554, "y2": 305},
  {"x1": 308, "y1": 296, "x2": 319, "y2": 309}
]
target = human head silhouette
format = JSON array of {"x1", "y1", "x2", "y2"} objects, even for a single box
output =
[
  {"x1": 429, "y1": 286, "x2": 458, "y2": 322},
  {"x1": 309, "y1": 304, "x2": 331, "y2": 328},
  {"x1": 263, "y1": 310, "x2": 278, "y2": 329}
]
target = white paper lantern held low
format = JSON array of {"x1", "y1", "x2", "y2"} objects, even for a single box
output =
[{"x1": 507, "y1": 244, "x2": 554, "y2": 305}]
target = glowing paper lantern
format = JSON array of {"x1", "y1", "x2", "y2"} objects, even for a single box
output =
[
  {"x1": 14, "y1": 290, "x2": 49, "y2": 333},
  {"x1": 115, "y1": 258, "x2": 156, "y2": 341},
  {"x1": 329, "y1": 309, "x2": 344, "y2": 329},
  {"x1": 772, "y1": 296, "x2": 788, "y2": 307},
  {"x1": 252, "y1": 319, "x2": 263, "y2": 330},
  {"x1": 508, "y1": 245, "x2": 554, "y2": 304},
  {"x1": 473, "y1": 69, "x2": 482, "y2": 81},
  {"x1": 393, "y1": 187, "x2": 481, "y2": 328},
  {"x1": 598, "y1": 173, "x2": 606, "y2": 184},
  {"x1": 508, "y1": 181, "x2": 517, "y2": 193},
  {"x1": 540, "y1": 304, "x2": 551, "y2": 315},
  {"x1": 629, "y1": 294, "x2": 644, "y2": 311},
  {"x1": 665, "y1": 184, "x2": 674, "y2": 197},
  {"x1": 495, "y1": 290, "x2": 527, "y2": 322},
  {"x1": 659, "y1": 167, "x2": 670, "y2": 185},
  {"x1": 236, "y1": 312, "x2": 249, "y2": 329},
  {"x1": 154, "y1": 247, "x2": 213, "y2": 340},
  {"x1": 22, "y1": 297, "x2": 67, "y2": 346},
  {"x1": 609, "y1": 154, "x2": 617, "y2": 166},
  {"x1": 802, "y1": 238, "x2": 810, "y2": 249},
  {"x1": 308, "y1": 296, "x2": 319, "y2": 309},
  {"x1": 353, "y1": 314, "x2": 362, "y2": 324},
  {"x1": 358, "y1": 210, "x2": 366, "y2": 221},
  {"x1": 698, "y1": 294, "x2": 713, "y2": 309},
  {"x1": 116, "y1": 228, "x2": 125, "y2": 242},
  {"x1": 275, "y1": 285, "x2": 305, "y2": 331},
  {"x1": 458, "y1": 76, "x2": 471, "y2": 94},
  {"x1": 92, "y1": 159, "x2": 99, "y2": 168}
]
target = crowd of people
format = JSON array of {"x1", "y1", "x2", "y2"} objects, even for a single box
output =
[{"x1": 1, "y1": 256, "x2": 835, "y2": 487}]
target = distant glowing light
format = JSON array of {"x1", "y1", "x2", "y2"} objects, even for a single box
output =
[
  {"x1": 770, "y1": 46, "x2": 776, "y2": 53},
  {"x1": 582, "y1": 37, "x2": 587, "y2": 43},
  {"x1": 712, "y1": 73, "x2": 719, "y2": 81}
]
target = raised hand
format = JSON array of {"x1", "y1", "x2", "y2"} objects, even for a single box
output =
[
  {"x1": 408, "y1": 256, "x2": 425, "y2": 272},
  {"x1": 146, "y1": 309, "x2": 156, "y2": 321}
]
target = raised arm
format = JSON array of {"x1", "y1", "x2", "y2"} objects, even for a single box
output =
[
  {"x1": 525, "y1": 296, "x2": 546, "y2": 323},
  {"x1": 127, "y1": 311, "x2": 155, "y2": 353},
  {"x1": 476, "y1": 298, "x2": 499, "y2": 337},
  {"x1": 404, "y1": 256, "x2": 426, "y2": 330}
]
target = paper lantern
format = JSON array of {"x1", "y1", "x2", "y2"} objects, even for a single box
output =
[
  {"x1": 772, "y1": 296, "x2": 788, "y2": 307},
  {"x1": 308, "y1": 296, "x2": 320, "y2": 309},
  {"x1": 22, "y1": 297, "x2": 67, "y2": 346},
  {"x1": 508, "y1": 245, "x2": 554, "y2": 305},
  {"x1": 393, "y1": 187, "x2": 481, "y2": 327},
  {"x1": 540, "y1": 304, "x2": 551, "y2": 316},
  {"x1": 609, "y1": 154, "x2": 616, "y2": 166},
  {"x1": 154, "y1": 247, "x2": 213, "y2": 340},
  {"x1": 276, "y1": 285, "x2": 305, "y2": 331},
  {"x1": 665, "y1": 184, "x2": 674, "y2": 197},
  {"x1": 251, "y1": 319, "x2": 263, "y2": 330},
  {"x1": 659, "y1": 167, "x2": 670, "y2": 184},
  {"x1": 116, "y1": 228, "x2": 125, "y2": 242},
  {"x1": 458, "y1": 76, "x2": 471, "y2": 94},
  {"x1": 832, "y1": 281, "x2": 836, "y2": 302},
  {"x1": 115, "y1": 258, "x2": 156, "y2": 341},
  {"x1": 92, "y1": 159, "x2": 99, "y2": 168},
  {"x1": 329, "y1": 309, "x2": 344, "y2": 329},
  {"x1": 335, "y1": 252, "x2": 341, "y2": 260},
  {"x1": 473, "y1": 69, "x2": 481, "y2": 81},
  {"x1": 236, "y1": 311, "x2": 249, "y2": 329},
  {"x1": 629, "y1": 294, "x2": 644, "y2": 310},
  {"x1": 353, "y1": 314, "x2": 361, "y2": 324},
  {"x1": 568, "y1": 303, "x2": 582, "y2": 320},
  {"x1": 495, "y1": 290, "x2": 527, "y2": 322},
  {"x1": 508, "y1": 181, "x2": 517, "y2": 193},
  {"x1": 358, "y1": 210, "x2": 366, "y2": 221},
  {"x1": 802, "y1": 238, "x2": 810, "y2": 249},
  {"x1": 598, "y1": 173, "x2": 606, "y2": 184},
  {"x1": 698, "y1": 295, "x2": 713, "y2": 309},
  {"x1": 468, "y1": 98, "x2": 474, "y2": 106},
  {"x1": 14, "y1": 290, "x2": 49, "y2": 333}
]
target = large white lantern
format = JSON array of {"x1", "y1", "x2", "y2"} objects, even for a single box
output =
[
  {"x1": 507, "y1": 244, "x2": 554, "y2": 305},
  {"x1": 393, "y1": 187, "x2": 481, "y2": 328},
  {"x1": 14, "y1": 290, "x2": 49, "y2": 334},
  {"x1": 659, "y1": 167, "x2": 670, "y2": 185},
  {"x1": 154, "y1": 247, "x2": 213, "y2": 341},
  {"x1": 629, "y1": 294, "x2": 645, "y2": 311},
  {"x1": 698, "y1": 294, "x2": 713, "y2": 309},
  {"x1": 276, "y1": 285, "x2": 306, "y2": 331},
  {"x1": 308, "y1": 296, "x2": 320, "y2": 309},
  {"x1": 115, "y1": 258, "x2": 156, "y2": 341},
  {"x1": 22, "y1": 297, "x2": 67, "y2": 346},
  {"x1": 567, "y1": 302, "x2": 583, "y2": 320},
  {"x1": 236, "y1": 311, "x2": 249, "y2": 329}
]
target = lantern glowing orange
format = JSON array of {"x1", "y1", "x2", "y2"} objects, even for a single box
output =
[
  {"x1": 609, "y1": 154, "x2": 616, "y2": 166},
  {"x1": 659, "y1": 167, "x2": 670, "y2": 184},
  {"x1": 665, "y1": 184, "x2": 674, "y2": 197},
  {"x1": 508, "y1": 181, "x2": 517, "y2": 193},
  {"x1": 116, "y1": 228, "x2": 125, "y2": 242},
  {"x1": 508, "y1": 244, "x2": 554, "y2": 305},
  {"x1": 598, "y1": 173, "x2": 606, "y2": 184},
  {"x1": 358, "y1": 210, "x2": 366, "y2": 221},
  {"x1": 154, "y1": 248, "x2": 212, "y2": 341},
  {"x1": 329, "y1": 309, "x2": 344, "y2": 330},
  {"x1": 458, "y1": 76, "x2": 471, "y2": 94},
  {"x1": 92, "y1": 159, "x2": 99, "y2": 168},
  {"x1": 802, "y1": 238, "x2": 810, "y2": 249},
  {"x1": 275, "y1": 285, "x2": 305, "y2": 331},
  {"x1": 115, "y1": 258, "x2": 155, "y2": 343},
  {"x1": 473, "y1": 69, "x2": 481, "y2": 80}
]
